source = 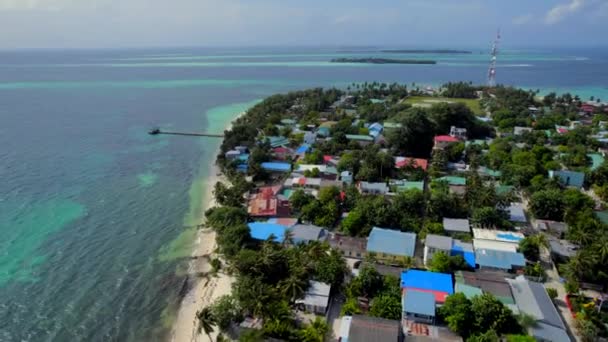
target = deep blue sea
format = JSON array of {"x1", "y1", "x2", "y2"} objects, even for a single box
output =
[{"x1": 0, "y1": 46, "x2": 607, "y2": 342}]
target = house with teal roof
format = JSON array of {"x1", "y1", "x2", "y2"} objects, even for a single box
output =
[
  {"x1": 345, "y1": 134, "x2": 374, "y2": 146},
  {"x1": 267, "y1": 136, "x2": 290, "y2": 148},
  {"x1": 383, "y1": 122, "x2": 402, "y2": 130},
  {"x1": 588, "y1": 153, "x2": 605, "y2": 171},
  {"x1": 395, "y1": 181, "x2": 425, "y2": 192},
  {"x1": 548, "y1": 170, "x2": 585, "y2": 189},
  {"x1": 436, "y1": 176, "x2": 466, "y2": 186}
]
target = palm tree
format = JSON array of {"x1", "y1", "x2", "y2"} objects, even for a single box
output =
[
  {"x1": 299, "y1": 317, "x2": 329, "y2": 342},
  {"x1": 594, "y1": 237, "x2": 608, "y2": 262},
  {"x1": 195, "y1": 307, "x2": 216, "y2": 342},
  {"x1": 305, "y1": 241, "x2": 328, "y2": 261},
  {"x1": 283, "y1": 229, "x2": 295, "y2": 247},
  {"x1": 280, "y1": 273, "x2": 307, "y2": 302}
]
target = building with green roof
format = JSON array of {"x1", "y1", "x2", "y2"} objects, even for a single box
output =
[
  {"x1": 496, "y1": 184, "x2": 515, "y2": 195},
  {"x1": 455, "y1": 283, "x2": 483, "y2": 299},
  {"x1": 396, "y1": 181, "x2": 425, "y2": 192},
  {"x1": 383, "y1": 122, "x2": 402, "y2": 130},
  {"x1": 588, "y1": 153, "x2": 605, "y2": 171},
  {"x1": 436, "y1": 176, "x2": 466, "y2": 186}
]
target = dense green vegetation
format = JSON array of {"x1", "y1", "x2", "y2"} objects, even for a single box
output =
[
  {"x1": 342, "y1": 266, "x2": 401, "y2": 320},
  {"x1": 438, "y1": 293, "x2": 523, "y2": 339},
  {"x1": 204, "y1": 82, "x2": 608, "y2": 340}
]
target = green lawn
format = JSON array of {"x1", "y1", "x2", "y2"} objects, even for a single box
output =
[{"x1": 403, "y1": 96, "x2": 484, "y2": 115}]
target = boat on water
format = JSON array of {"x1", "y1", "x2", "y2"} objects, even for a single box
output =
[{"x1": 148, "y1": 128, "x2": 160, "y2": 135}]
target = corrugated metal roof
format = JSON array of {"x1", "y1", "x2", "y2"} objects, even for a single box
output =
[
  {"x1": 451, "y1": 241, "x2": 475, "y2": 268},
  {"x1": 508, "y1": 203, "x2": 527, "y2": 223},
  {"x1": 367, "y1": 227, "x2": 416, "y2": 257},
  {"x1": 442, "y1": 218, "x2": 470, "y2": 233},
  {"x1": 396, "y1": 181, "x2": 424, "y2": 191},
  {"x1": 359, "y1": 182, "x2": 389, "y2": 193},
  {"x1": 508, "y1": 276, "x2": 565, "y2": 329},
  {"x1": 296, "y1": 144, "x2": 311, "y2": 154},
  {"x1": 455, "y1": 283, "x2": 483, "y2": 299},
  {"x1": 247, "y1": 222, "x2": 286, "y2": 242},
  {"x1": 475, "y1": 248, "x2": 525, "y2": 270},
  {"x1": 261, "y1": 162, "x2": 291, "y2": 172},
  {"x1": 401, "y1": 270, "x2": 454, "y2": 294},
  {"x1": 290, "y1": 224, "x2": 325, "y2": 243},
  {"x1": 348, "y1": 315, "x2": 399, "y2": 342},
  {"x1": 548, "y1": 170, "x2": 585, "y2": 188},
  {"x1": 588, "y1": 153, "x2": 605, "y2": 171},
  {"x1": 403, "y1": 290, "x2": 436, "y2": 316},
  {"x1": 437, "y1": 176, "x2": 466, "y2": 186},
  {"x1": 532, "y1": 322, "x2": 571, "y2": 342},
  {"x1": 267, "y1": 136, "x2": 289, "y2": 147},
  {"x1": 425, "y1": 234, "x2": 453, "y2": 250},
  {"x1": 345, "y1": 134, "x2": 374, "y2": 142}
]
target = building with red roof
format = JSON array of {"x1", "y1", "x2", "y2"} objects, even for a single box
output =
[
  {"x1": 395, "y1": 157, "x2": 429, "y2": 171},
  {"x1": 581, "y1": 104, "x2": 596, "y2": 114},
  {"x1": 433, "y1": 135, "x2": 460, "y2": 150},
  {"x1": 247, "y1": 185, "x2": 290, "y2": 217},
  {"x1": 401, "y1": 269, "x2": 454, "y2": 303},
  {"x1": 272, "y1": 147, "x2": 292, "y2": 160}
]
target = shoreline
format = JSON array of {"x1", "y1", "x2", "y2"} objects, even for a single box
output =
[{"x1": 169, "y1": 112, "x2": 245, "y2": 342}]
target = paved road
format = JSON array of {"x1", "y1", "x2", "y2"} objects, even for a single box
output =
[{"x1": 541, "y1": 247, "x2": 581, "y2": 342}]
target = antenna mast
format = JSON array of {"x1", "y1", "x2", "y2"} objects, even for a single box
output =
[{"x1": 487, "y1": 29, "x2": 500, "y2": 87}]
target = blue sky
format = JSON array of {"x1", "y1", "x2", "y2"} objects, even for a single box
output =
[{"x1": 0, "y1": 0, "x2": 606, "y2": 48}]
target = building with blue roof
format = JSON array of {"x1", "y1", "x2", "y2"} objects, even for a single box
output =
[
  {"x1": 403, "y1": 290, "x2": 436, "y2": 324},
  {"x1": 548, "y1": 170, "x2": 585, "y2": 189},
  {"x1": 452, "y1": 240, "x2": 476, "y2": 267},
  {"x1": 424, "y1": 234, "x2": 475, "y2": 268},
  {"x1": 475, "y1": 248, "x2": 526, "y2": 271},
  {"x1": 295, "y1": 144, "x2": 311, "y2": 155},
  {"x1": 247, "y1": 222, "x2": 286, "y2": 242},
  {"x1": 366, "y1": 227, "x2": 416, "y2": 264},
  {"x1": 368, "y1": 122, "x2": 383, "y2": 133},
  {"x1": 401, "y1": 270, "x2": 454, "y2": 303},
  {"x1": 317, "y1": 127, "x2": 331, "y2": 137},
  {"x1": 261, "y1": 162, "x2": 291, "y2": 173}
]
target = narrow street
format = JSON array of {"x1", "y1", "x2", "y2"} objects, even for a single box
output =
[{"x1": 541, "y1": 247, "x2": 581, "y2": 342}]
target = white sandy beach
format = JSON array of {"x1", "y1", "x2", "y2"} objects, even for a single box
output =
[{"x1": 170, "y1": 114, "x2": 245, "y2": 342}]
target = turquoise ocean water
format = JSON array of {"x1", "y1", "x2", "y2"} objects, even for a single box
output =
[{"x1": 0, "y1": 47, "x2": 607, "y2": 341}]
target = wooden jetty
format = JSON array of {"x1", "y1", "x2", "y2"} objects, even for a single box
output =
[{"x1": 148, "y1": 128, "x2": 223, "y2": 138}]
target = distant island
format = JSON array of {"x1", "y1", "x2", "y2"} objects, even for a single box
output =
[
  {"x1": 381, "y1": 49, "x2": 472, "y2": 54},
  {"x1": 330, "y1": 58, "x2": 437, "y2": 65}
]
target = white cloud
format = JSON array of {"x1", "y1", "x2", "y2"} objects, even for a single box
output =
[
  {"x1": 512, "y1": 14, "x2": 533, "y2": 25},
  {"x1": 545, "y1": 0, "x2": 585, "y2": 24}
]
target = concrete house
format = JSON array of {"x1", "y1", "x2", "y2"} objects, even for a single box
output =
[
  {"x1": 449, "y1": 126, "x2": 467, "y2": 140},
  {"x1": 472, "y1": 229, "x2": 526, "y2": 272},
  {"x1": 423, "y1": 234, "x2": 475, "y2": 268},
  {"x1": 403, "y1": 290, "x2": 437, "y2": 324},
  {"x1": 340, "y1": 171, "x2": 354, "y2": 185},
  {"x1": 433, "y1": 135, "x2": 460, "y2": 150},
  {"x1": 328, "y1": 233, "x2": 367, "y2": 259},
  {"x1": 297, "y1": 281, "x2": 331, "y2": 315},
  {"x1": 357, "y1": 182, "x2": 389, "y2": 195}
]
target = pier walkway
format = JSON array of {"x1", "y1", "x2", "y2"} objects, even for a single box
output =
[{"x1": 148, "y1": 129, "x2": 223, "y2": 138}]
